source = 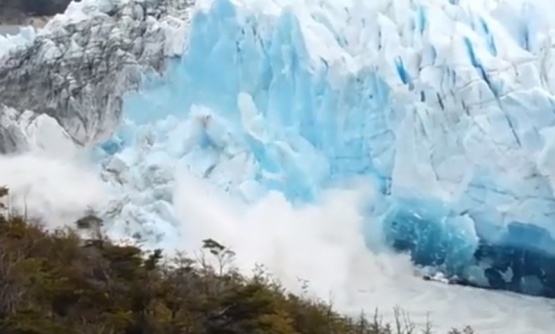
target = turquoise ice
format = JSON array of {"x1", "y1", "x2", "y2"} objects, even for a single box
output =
[{"x1": 99, "y1": 0, "x2": 555, "y2": 297}]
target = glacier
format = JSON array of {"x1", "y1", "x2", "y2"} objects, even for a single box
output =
[
  {"x1": 93, "y1": 0, "x2": 555, "y2": 298},
  {"x1": 3, "y1": 0, "x2": 555, "y2": 329}
]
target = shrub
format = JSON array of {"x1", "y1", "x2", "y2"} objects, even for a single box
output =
[{"x1": 0, "y1": 187, "x2": 473, "y2": 334}]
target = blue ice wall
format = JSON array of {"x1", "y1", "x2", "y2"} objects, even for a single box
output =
[
  {"x1": 118, "y1": 1, "x2": 395, "y2": 201},
  {"x1": 99, "y1": 0, "x2": 555, "y2": 298}
]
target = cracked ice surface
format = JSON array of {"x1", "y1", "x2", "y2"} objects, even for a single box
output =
[{"x1": 97, "y1": 0, "x2": 555, "y2": 277}]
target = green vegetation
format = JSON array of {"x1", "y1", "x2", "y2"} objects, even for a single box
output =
[{"x1": 0, "y1": 186, "x2": 474, "y2": 334}]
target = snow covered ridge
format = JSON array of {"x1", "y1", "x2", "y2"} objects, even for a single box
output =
[
  {"x1": 0, "y1": 0, "x2": 192, "y2": 151},
  {"x1": 4, "y1": 0, "x2": 555, "y2": 299}
]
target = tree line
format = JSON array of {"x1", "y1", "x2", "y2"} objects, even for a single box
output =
[{"x1": 0, "y1": 187, "x2": 474, "y2": 334}]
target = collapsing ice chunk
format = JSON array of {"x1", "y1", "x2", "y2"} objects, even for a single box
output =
[{"x1": 384, "y1": 198, "x2": 555, "y2": 297}]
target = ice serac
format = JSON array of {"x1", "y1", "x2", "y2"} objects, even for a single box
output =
[
  {"x1": 94, "y1": 0, "x2": 555, "y2": 298},
  {"x1": 0, "y1": 0, "x2": 192, "y2": 152}
]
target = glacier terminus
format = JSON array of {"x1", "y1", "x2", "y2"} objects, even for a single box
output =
[
  {"x1": 104, "y1": 0, "x2": 555, "y2": 299},
  {"x1": 3, "y1": 0, "x2": 555, "y2": 326}
]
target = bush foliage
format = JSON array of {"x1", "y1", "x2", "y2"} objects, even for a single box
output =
[{"x1": 0, "y1": 186, "x2": 474, "y2": 334}]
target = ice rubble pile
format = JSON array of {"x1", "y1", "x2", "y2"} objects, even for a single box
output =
[{"x1": 3, "y1": 0, "x2": 555, "y2": 297}]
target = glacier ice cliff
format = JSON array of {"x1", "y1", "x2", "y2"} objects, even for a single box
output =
[{"x1": 3, "y1": 0, "x2": 555, "y2": 298}]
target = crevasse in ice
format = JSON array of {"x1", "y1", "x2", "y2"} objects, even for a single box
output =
[{"x1": 96, "y1": 0, "x2": 555, "y2": 297}]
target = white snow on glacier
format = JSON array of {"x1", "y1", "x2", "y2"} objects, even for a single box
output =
[{"x1": 4, "y1": 0, "x2": 555, "y2": 332}]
